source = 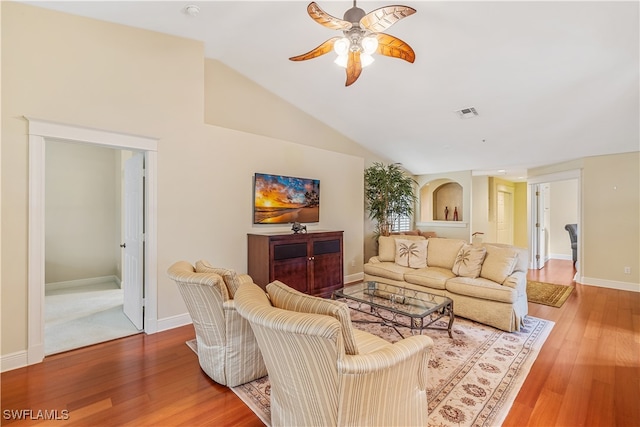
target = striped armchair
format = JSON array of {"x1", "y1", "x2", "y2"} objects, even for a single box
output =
[
  {"x1": 167, "y1": 261, "x2": 267, "y2": 387},
  {"x1": 235, "y1": 280, "x2": 433, "y2": 427}
]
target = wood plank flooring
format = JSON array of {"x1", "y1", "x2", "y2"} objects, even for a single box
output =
[{"x1": 2, "y1": 259, "x2": 639, "y2": 426}]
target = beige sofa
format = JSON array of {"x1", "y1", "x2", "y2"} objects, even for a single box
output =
[{"x1": 364, "y1": 236, "x2": 529, "y2": 332}]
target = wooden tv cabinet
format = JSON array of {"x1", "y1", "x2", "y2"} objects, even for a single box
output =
[{"x1": 247, "y1": 231, "x2": 344, "y2": 297}]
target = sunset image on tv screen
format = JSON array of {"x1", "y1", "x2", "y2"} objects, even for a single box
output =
[{"x1": 253, "y1": 173, "x2": 320, "y2": 224}]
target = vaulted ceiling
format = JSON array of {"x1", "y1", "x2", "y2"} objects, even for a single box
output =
[{"x1": 23, "y1": 1, "x2": 640, "y2": 178}]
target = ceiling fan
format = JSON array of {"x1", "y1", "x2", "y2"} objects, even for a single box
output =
[{"x1": 289, "y1": 1, "x2": 416, "y2": 86}]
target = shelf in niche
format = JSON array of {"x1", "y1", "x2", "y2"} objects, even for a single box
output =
[{"x1": 417, "y1": 221, "x2": 468, "y2": 228}]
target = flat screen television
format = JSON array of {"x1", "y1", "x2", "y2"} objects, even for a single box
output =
[{"x1": 253, "y1": 173, "x2": 320, "y2": 224}]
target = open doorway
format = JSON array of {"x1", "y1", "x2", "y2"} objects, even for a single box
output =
[
  {"x1": 43, "y1": 141, "x2": 142, "y2": 355},
  {"x1": 27, "y1": 118, "x2": 158, "y2": 366},
  {"x1": 528, "y1": 171, "x2": 581, "y2": 275}
]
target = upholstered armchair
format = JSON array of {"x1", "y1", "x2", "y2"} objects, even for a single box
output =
[
  {"x1": 167, "y1": 260, "x2": 267, "y2": 387},
  {"x1": 564, "y1": 224, "x2": 578, "y2": 265},
  {"x1": 234, "y1": 280, "x2": 433, "y2": 427}
]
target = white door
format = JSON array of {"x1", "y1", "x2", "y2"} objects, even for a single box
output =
[
  {"x1": 496, "y1": 190, "x2": 514, "y2": 244},
  {"x1": 123, "y1": 153, "x2": 144, "y2": 330}
]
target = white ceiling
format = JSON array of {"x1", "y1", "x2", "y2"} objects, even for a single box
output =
[{"x1": 23, "y1": 1, "x2": 640, "y2": 178}]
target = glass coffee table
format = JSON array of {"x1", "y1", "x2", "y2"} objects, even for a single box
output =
[{"x1": 334, "y1": 281, "x2": 454, "y2": 338}]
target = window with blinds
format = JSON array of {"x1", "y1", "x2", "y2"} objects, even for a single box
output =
[{"x1": 392, "y1": 215, "x2": 412, "y2": 232}]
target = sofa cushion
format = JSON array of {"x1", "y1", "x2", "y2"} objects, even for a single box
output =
[
  {"x1": 480, "y1": 245, "x2": 518, "y2": 284},
  {"x1": 404, "y1": 267, "x2": 454, "y2": 290},
  {"x1": 482, "y1": 243, "x2": 528, "y2": 272},
  {"x1": 426, "y1": 238, "x2": 466, "y2": 269},
  {"x1": 266, "y1": 280, "x2": 359, "y2": 355},
  {"x1": 195, "y1": 260, "x2": 241, "y2": 297},
  {"x1": 452, "y1": 244, "x2": 487, "y2": 278},
  {"x1": 394, "y1": 238, "x2": 428, "y2": 268},
  {"x1": 446, "y1": 276, "x2": 519, "y2": 303},
  {"x1": 378, "y1": 235, "x2": 426, "y2": 262},
  {"x1": 364, "y1": 261, "x2": 413, "y2": 282}
]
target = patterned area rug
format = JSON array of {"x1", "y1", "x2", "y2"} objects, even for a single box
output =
[
  {"x1": 527, "y1": 280, "x2": 574, "y2": 307},
  {"x1": 225, "y1": 310, "x2": 553, "y2": 427}
]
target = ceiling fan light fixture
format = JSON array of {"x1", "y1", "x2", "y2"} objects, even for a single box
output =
[
  {"x1": 290, "y1": 2, "x2": 416, "y2": 86},
  {"x1": 334, "y1": 54, "x2": 348, "y2": 68},
  {"x1": 333, "y1": 37, "x2": 350, "y2": 56},
  {"x1": 360, "y1": 53, "x2": 375, "y2": 67},
  {"x1": 361, "y1": 36, "x2": 378, "y2": 55}
]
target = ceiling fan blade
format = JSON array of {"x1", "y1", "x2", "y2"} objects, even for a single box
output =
[
  {"x1": 289, "y1": 37, "x2": 340, "y2": 61},
  {"x1": 376, "y1": 33, "x2": 416, "y2": 63},
  {"x1": 307, "y1": 2, "x2": 352, "y2": 31},
  {"x1": 359, "y1": 5, "x2": 416, "y2": 33},
  {"x1": 345, "y1": 51, "x2": 363, "y2": 86}
]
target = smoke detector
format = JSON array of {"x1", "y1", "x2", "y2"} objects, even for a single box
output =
[
  {"x1": 455, "y1": 107, "x2": 479, "y2": 119},
  {"x1": 184, "y1": 5, "x2": 200, "y2": 17}
]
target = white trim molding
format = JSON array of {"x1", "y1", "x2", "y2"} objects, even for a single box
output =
[
  {"x1": 581, "y1": 277, "x2": 640, "y2": 293},
  {"x1": 26, "y1": 117, "x2": 159, "y2": 366},
  {"x1": 344, "y1": 272, "x2": 364, "y2": 284},
  {"x1": 157, "y1": 313, "x2": 193, "y2": 332},
  {"x1": 1, "y1": 351, "x2": 29, "y2": 373},
  {"x1": 417, "y1": 221, "x2": 468, "y2": 228}
]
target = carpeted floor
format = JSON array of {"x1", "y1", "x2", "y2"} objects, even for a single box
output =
[
  {"x1": 527, "y1": 280, "x2": 574, "y2": 307},
  {"x1": 45, "y1": 281, "x2": 141, "y2": 355},
  {"x1": 188, "y1": 311, "x2": 553, "y2": 427}
]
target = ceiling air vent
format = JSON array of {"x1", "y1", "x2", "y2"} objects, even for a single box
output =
[{"x1": 455, "y1": 107, "x2": 479, "y2": 119}]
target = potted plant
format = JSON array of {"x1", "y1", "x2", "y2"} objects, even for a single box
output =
[{"x1": 364, "y1": 162, "x2": 417, "y2": 236}]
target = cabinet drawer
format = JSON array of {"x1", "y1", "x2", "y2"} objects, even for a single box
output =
[
  {"x1": 273, "y1": 243, "x2": 308, "y2": 260},
  {"x1": 313, "y1": 239, "x2": 341, "y2": 255}
]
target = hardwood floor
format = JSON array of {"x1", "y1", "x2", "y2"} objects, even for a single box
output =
[
  {"x1": 504, "y1": 259, "x2": 640, "y2": 427},
  {"x1": 2, "y1": 259, "x2": 638, "y2": 426}
]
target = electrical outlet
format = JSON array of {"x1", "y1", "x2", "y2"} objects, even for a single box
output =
[
  {"x1": 351, "y1": 260, "x2": 356, "y2": 267},
  {"x1": 624, "y1": 267, "x2": 631, "y2": 274}
]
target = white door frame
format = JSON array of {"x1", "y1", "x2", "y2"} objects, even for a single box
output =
[
  {"x1": 27, "y1": 117, "x2": 158, "y2": 365},
  {"x1": 527, "y1": 169, "x2": 582, "y2": 275}
]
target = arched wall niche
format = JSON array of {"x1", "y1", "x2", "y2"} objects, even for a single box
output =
[{"x1": 419, "y1": 179, "x2": 463, "y2": 222}]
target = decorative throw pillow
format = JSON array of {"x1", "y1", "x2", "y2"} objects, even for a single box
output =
[
  {"x1": 195, "y1": 260, "x2": 241, "y2": 297},
  {"x1": 394, "y1": 238, "x2": 428, "y2": 269},
  {"x1": 378, "y1": 235, "x2": 426, "y2": 262},
  {"x1": 452, "y1": 244, "x2": 487, "y2": 278},
  {"x1": 480, "y1": 245, "x2": 518, "y2": 284}
]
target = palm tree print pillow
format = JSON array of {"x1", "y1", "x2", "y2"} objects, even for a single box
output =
[
  {"x1": 452, "y1": 244, "x2": 487, "y2": 278},
  {"x1": 395, "y1": 239, "x2": 428, "y2": 268}
]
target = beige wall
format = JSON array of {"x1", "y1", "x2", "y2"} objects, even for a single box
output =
[
  {"x1": 45, "y1": 141, "x2": 120, "y2": 284},
  {"x1": 1, "y1": 3, "x2": 372, "y2": 356},
  {"x1": 471, "y1": 176, "x2": 491, "y2": 242},
  {"x1": 470, "y1": 176, "x2": 527, "y2": 247},
  {"x1": 529, "y1": 152, "x2": 639, "y2": 288},
  {"x1": 582, "y1": 152, "x2": 639, "y2": 285},
  {"x1": 204, "y1": 59, "x2": 390, "y2": 263},
  {"x1": 513, "y1": 182, "x2": 528, "y2": 248}
]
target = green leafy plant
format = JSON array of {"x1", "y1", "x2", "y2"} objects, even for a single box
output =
[{"x1": 364, "y1": 162, "x2": 417, "y2": 236}]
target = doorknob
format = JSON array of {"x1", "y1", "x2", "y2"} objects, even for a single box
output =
[{"x1": 120, "y1": 243, "x2": 126, "y2": 248}]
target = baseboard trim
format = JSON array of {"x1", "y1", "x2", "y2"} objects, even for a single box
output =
[
  {"x1": 156, "y1": 313, "x2": 192, "y2": 332},
  {"x1": 45, "y1": 275, "x2": 120, "y2": 292},
  {"x1": 549, "y1": 253, "x2": 572, "y2": 261},
  {"x1": 1, "y1": 350, "x2": 28, "y2": 373},
  {"x1": 345, "y1": 272, "x2": 364, "y2": 284},
  {"x1": 581, "y1": 277, "x2": 640, "y2": 293}
]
